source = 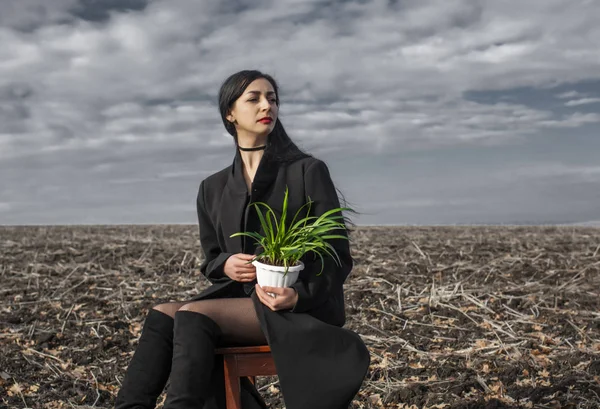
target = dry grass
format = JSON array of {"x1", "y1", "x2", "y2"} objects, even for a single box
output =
[{"x1": 1, "y1": 225, "x2": 599, "y2": 408}]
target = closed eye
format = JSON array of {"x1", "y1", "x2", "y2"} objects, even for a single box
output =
[{"x1": 248, "y1": 98, "x2": 277, "y2": 103}]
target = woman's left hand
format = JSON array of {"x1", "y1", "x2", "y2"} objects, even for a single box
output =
[{"x1": 255, "y1": 284, "x2": 298, "y2": 311}]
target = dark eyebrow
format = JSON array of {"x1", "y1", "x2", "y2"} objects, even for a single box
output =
[{"x1": 246, "y1": 90, "x2": 276, "y2": 96}]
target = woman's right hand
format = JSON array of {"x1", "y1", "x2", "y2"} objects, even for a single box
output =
[{"x1": 224, "y1": 253, "x2": 257, "y2": 282}]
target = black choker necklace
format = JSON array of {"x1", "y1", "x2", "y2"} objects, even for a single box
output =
[{"x1": 238, "y1": 145, "x2": 267, "y2": 151}]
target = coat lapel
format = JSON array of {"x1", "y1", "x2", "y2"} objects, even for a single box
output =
[
  {"x1": 220, "y1": 148, "x2": 279, "y2": 254},
  {"x1": 250, "y1": 151, "x2": 279, "y2": 197}
]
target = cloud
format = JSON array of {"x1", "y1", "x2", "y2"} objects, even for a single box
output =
[
  {"x1": 369, "y1": 198, "x2": 474, "y2": 210},
  {"x1": 494, "y1": 163, "x2": 600, "y2": 184},
  {"x1": 1, "y1": 0, "x2": 600, "y2": 161},
  {"x1": 1, "y1": 0, "x2": 600, "y2": 225},
  {"x1": 564, "y1": 97, "x2": 600, "y2": 106},
  {"x1": 0, "y1": 0, "x2": 151, "y2": 32},
  {"x1": 0, "y1": 0, "x2": 79, "y2": 32},
  {"x1": 106, "y1": 169, "x2": 212, "y2": 184},
  {"x1": 537, "y1": 112, "x2": 600, "y2": 128},
  {"x1": 556, "y1": 90, "x2": 586, "y2": 99}
]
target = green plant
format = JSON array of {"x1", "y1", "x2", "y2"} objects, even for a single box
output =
[{"x1": 230, "y1": 186, "x2": 353, "y2": 276}]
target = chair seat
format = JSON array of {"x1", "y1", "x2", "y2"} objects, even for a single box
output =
[
  {"x1": 215, "y1": 345, "x2": 272, "y2": 355},
  {"x1": 215, "y1": 344, "x2": 276, "y2": 409}
]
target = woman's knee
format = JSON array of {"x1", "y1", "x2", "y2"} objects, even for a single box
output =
[
  {"x1": 177, "y1": 301, "x2": 209, "y2": 314},
  {"x1": 177, "y1": 302, "x2": 221, "y2": 323},
  {"x1": 152, "y1": 302, "x2": 188, "y2": 318}
]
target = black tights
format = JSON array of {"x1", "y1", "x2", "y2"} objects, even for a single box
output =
[
  {"x1": 153, "y1": 297, "x2": 266, "y2": 346},
  {"x1": 115, "y1": 297, "x2": 266, "y2": 409}
]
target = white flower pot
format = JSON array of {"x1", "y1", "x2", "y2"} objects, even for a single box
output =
[{"x1": 252, "y1": 259, "x2": 304, "y2": 297}]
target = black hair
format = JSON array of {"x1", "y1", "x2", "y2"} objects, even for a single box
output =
[
  {"x1": 218, "y1": 69, "x2": 310, "y2": 165},
  {"x1": 218, "y1": 70, "x2": 360, "y2": 237}
]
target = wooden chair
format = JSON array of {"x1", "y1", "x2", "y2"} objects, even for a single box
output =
[{"x1": 215, "y1": 345, "x2": 277, "y2": 409}]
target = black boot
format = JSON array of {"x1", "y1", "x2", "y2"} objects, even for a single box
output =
[
  {"x1": 115, "y1": 309, "x2": 174, "y2": 409},
  {"x1": 163, "y1": 311, "x2": 222, "y2": 409}
]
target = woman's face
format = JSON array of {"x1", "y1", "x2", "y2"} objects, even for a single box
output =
[{"x1": 227, "y1": 78, "x2": 278, "y2": 139}]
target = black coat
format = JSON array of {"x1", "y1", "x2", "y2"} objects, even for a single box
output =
[{"x1": 190, "y1": 148, "x2": 370, "y2": 409}]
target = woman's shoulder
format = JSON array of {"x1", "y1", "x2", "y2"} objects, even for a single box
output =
[
  {"x1": 199, "y1": 164, "x2": 231, "y2": 192},
  {"x1": 290, "y1": 156, "x2": 334, "y2": 180},
  {"x1": 198, "y1": 155, "x2": 328, "y2": 190},
  {"x1": 288, "y1": 155, "x2": 326, "y2": 173}
]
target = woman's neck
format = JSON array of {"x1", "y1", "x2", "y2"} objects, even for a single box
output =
[
  {"x1": 237, "y1": 133, "x2": 268, "y2": 171},
  {"x1": 239, "y1": 150, "x2": 264, "y2": 171}
]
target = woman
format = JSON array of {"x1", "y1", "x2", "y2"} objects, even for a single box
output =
[{"x1": 114, "y1": 70, "x2": 370, "y2": 409}]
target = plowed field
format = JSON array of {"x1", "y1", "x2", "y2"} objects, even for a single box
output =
[{"x1": 1, "y1": 225, "x2": 599, "y2": 408}]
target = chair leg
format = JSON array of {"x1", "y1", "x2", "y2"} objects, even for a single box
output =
[{"x1": 223, "y1": 355, "x2": 241, "y2": 409}]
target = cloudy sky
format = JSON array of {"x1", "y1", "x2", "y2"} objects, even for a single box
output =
[{"x1": 1, "y1": 0, "x2": 600, "y2": 226}]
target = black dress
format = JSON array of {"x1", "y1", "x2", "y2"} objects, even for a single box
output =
[{"x1": 190, "y1": 149, "x2": 371, "y2": 409}]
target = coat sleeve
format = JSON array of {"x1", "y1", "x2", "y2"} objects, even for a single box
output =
[
  {"x1": 290, "y1": 160, "x2": 353, "y2": 313},
  {"x1": 197, "y1": 180, "x2": 234, "y2": 285}
]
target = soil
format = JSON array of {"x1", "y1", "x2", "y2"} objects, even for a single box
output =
[{"x1": 1, "y1": 225, "x2": 599, "y2": 408}]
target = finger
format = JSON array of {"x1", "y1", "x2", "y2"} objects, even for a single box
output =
[
  {"x1": 234, "y1": 261, "x2": 255, "y2": 269},
  {"x1": 255, "y1": 283, "x2": 268, "y2": 297},
  {"x1": 258, "y1": 286, "x2": 288, "y2": 310},
  {"x1": 256, "y1": 284, "x2": 277, "y2": 306},
  {"x1": 260, "y1": 286, "x2": 286, "y2": 296},
  {"x1": 237, "y1": 254, "x2": 256, "y2": 261},
  {"x1": 255, "y1": 285, "x2": 275, "y2": 309},
  {"x1": 238, "y1": 274, "x2": 254, "y2": 282},
  {"x1": 270, "y1": 288, "x2": 296, "y2": 309},
  {"x1": 283, "y1": 287, "x2": 297, "y2": 297},
  {"x1": 235, "y1": 266, "x2": 256, "y2": 273}
]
